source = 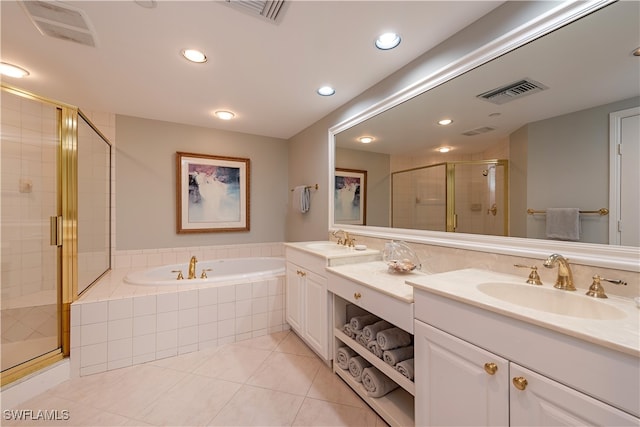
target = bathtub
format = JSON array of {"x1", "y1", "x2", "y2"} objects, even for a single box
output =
[{"x1": 124, "y1": 257, "x2": 285, "y2": 286}]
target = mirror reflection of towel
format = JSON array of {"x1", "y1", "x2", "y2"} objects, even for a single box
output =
[{"x1": 546, "y1": 208, "x2": 580, "y2": 241}]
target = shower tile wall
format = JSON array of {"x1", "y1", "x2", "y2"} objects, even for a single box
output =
[{"x1": 1, "y1": 91, "x2": 59, "y2": 371}]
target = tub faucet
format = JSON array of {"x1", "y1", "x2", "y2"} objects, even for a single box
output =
[
  {"x1": 188, "y1": 256, "x2": 198, "y2": 279},
  {"x1": 543, "y1": 253, "x2": 576, "y2": 291}
]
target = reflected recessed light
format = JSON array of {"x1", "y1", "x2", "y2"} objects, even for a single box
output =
[
  {"x1": 0, "y1": 62, "x2": 30, "y2": 78},
  {"x1": 437, "y1": 147, "x2": 451, "y2": 153},
  {"x1": 438, "y1": 119, "x2": 453, "y2": 126},
  {"x1": 317, "y1": 86, "x2": 335, "y2": 96},
  {"x1": 214, "y1": 110, "x2": 235, "y2": 120},
  {"x1": 375, "y1": 32, "x2": 401, "y2": 50},
  {"x1": 181, "y1": 49, "x2": 207, "y2": 63},
  {"x1": 358, "y1": 136, "x2": 374, "y2": 144}
]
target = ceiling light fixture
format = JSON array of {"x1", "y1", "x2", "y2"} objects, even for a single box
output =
[
  {"x1": 317, "y1": 86, "x2": 335, "y2": 96},
  {"x1": 375, "y1": 32, "x2": 401, "y2": 50},
  {"x1": 358, "y1": 136, "x2": 374, "y2": 144},
  {"x1": 633, "y1": 47, "x2": 640, "y2": 57},
  {"x1": 438, "y1": 118, "x2": 453, "y2": 126},
  {"x1": 0, "y1": 62, "x2": 30, "y2": 78},
  {"x1": 437, "y1": 147, "x2": 451, "y2": 153},
  {"x1": 181, "y1": 49, "x2": 207, "y2": 63},
  {"x1": 214, "y1": 110, "x2": 235, "y2": 120}
]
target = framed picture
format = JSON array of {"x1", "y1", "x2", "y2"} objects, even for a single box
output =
[
  {"x1": 335, "y1": 168, "x2": 367, "y2": 225},
  {"x1": 176, "y1": 152, "x2": 250, "y2": 233}
]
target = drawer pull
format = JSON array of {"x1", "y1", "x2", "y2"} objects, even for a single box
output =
[
  {"x1": 353, "y1": 292, "x2": 362, "y2": 300},
  {"x1": 484, "y1": 362, "x2": 498, "y2": 375},
  {"x1": 512, "y1": 376, "x2": 528, "y2": 391},
  {"x1": 297, "y1": 270, "x2": 306, "y2": 277}
]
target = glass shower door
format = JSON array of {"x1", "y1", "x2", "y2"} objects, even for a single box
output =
[{"x1": 1, "y1": 90, "x2": 62, "y2": 376}]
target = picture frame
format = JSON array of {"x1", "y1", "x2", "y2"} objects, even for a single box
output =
[
  {"x1": 176, "y1": 152, "x2": 250, "y2": 233},
  {"x1": 335, "y1": 168, "x2": 367, "y2": 225}
]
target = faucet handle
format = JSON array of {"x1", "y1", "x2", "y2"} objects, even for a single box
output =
[
  {"x1": 585, "y1": 274, "x2": 627, "y2": 299},
  {"x1": 171, "y1": 270, "x2": 184, "y2": 280},
  {"x1": 200, "y1": 268, "x2": 212, "y2": 279},
  {"x1": 514, "y1": 264, "x2": 543, "y2": 285}
]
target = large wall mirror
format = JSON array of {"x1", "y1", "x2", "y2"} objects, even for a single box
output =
[{"x1": 330, "y1": 0, "x2": 639, "y2": 271}]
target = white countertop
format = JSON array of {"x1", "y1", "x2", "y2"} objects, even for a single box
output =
[
  {"x1": 285, "y1": 241, "x2": 380, "y2": 261},
  {"x1": 407, "y1": 268, "x2": 640, "y2": 357},
  {"x1": 326, "y1": 261, "x2": 428, "y2": 303}
]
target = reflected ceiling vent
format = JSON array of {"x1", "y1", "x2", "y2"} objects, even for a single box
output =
[
  {"x1": 20, "y1": 0, "x2": 97, "y2": 47},
  {"x1": 222, "y1": 0, "x2": 288, "y2": 24},
  {"x1": 462, "y1": 126, "x2": 495, "y2": 137},
  {"x1": 477, "y1": 78, "x2": 548, "y2": 105}
]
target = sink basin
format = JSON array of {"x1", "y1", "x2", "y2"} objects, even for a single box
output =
[
  {"x1": 304, "y1": 242, "x2": 350, "y2": 251},
  {"x1": 477, "y1": 282, "x2": 627, "y2": 320}
]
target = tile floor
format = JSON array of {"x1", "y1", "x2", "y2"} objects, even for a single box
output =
[{"x1": 4, "y1": 331, "x2": 389, "y2": 426}]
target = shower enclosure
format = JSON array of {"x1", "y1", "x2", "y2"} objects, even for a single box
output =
[
  {"x1": 391, "y1": 160, "x2": 508, "y2": 236},
  {"x1": 1, "y1": 85, "x2": 111, "y2": 385}
]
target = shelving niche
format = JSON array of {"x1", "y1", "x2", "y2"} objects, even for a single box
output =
[{"x1": 333, "y1": 295, "x2": 415, "y2": 427}]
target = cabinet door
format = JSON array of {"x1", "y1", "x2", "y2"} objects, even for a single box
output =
[
  {"x1": 415, "y1": 320, "x2": 509, "y2": 427},
  {"x1": 285, "y1": 262, "x2": 303, "y2": 333},
  {"x1": 510, "y1": 363, "x2": 639, "y2": 426},
  {"x1": 303, "y1": 270, "x2": 329, "y2": 359}
]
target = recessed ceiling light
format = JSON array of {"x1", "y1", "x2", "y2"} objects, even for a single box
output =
[
  {"x1": 214, "y1": 110, "x2": 235, "y2": 120},
  {"x1": 181, "y1": 49, "x2": 207, "y2": 63},
  {"x1": 358, "y1": 136, "x2": 374, "y2": 144},
  {"x1": 0, "y1": 62, "x2": 30, "y2": 78},
  {"x1": 438, "y1": 119, "x2": 453, "y2": 126},
  {"x1": 317, "y1": 86, "x2": 335, "y2": 96},
  {"x1": 437, "y1": 147, "x2": 451, "y2": 153},
  {"x1": 633, "y1": 47, "x2": 640, "y2": 57},
  {"x1": 375, "y1": 32, "x2": 401, "y2": 50}
]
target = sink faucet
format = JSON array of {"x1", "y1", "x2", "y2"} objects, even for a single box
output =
[
  {"x1": 543, "y1": 253, "x2": 576, "y2": 291},
  {"x1": 188, "y1": 256, "x2": 198, "y2": 279},
  {"x1": 332, "y1": 229, "x2": 355, "y2": 246}
]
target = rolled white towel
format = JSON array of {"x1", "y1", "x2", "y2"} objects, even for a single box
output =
[
  {"x1": 367, "y1": 340, "x2": 383, "y2": 359},
  {"x1": 343, "y1": 323, "x2": 355, "y2": 339},
  {"x1": 376, "y1": 327, "x2": 412, "y2": 350},
  {"x1": 336, "y1": 346, "x2": 356, "y2": 371},
  {"x1": 348, "y1": 355, "x2": 371, "y2": 383},
  {"x1": 362, "y1": 320, "x2": 393, "y2": 342},
  {"x1": 382, "y1": 346, "x2": 414, "y2": 366},
  {"x1": 356, "y1": 332, "x2": 370, "y2": 347},
  {"x1": 395, "y1": 358, "x2": 415, "y2": 381},
  {"x1": 361, "y1": 367, "x2": 399, "y2": 398},
  {"x1": 350, "y1": 314, "x2": 380, "y2": 331}
]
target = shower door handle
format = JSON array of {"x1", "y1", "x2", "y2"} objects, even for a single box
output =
[{"x1": 50, "y1": 216, "x2": 62, "y2": 247}]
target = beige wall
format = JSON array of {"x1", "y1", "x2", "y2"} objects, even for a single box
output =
[{"x1": 116, "y1": 115, "x2": 288, "y2": 250}]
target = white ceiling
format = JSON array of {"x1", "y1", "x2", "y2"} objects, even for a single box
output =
[{"x1": 1, "y1": 0, "x2": 504, "y2": 139}]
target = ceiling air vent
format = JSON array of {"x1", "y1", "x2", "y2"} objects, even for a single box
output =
[
  {"x1": 20, "y1": 0, "x2": 97, "y2": 47},
  {"x1": 223, "y1": 0, "x2": 288, "y2": 24},
  {"x1": 477, "y1": 78, "x2": 548, "y2": 105},
  {"x1": 462, "y1": 126, "x2": 496, "y2": 137}
]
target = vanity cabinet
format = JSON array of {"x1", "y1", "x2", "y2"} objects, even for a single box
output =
[
  {"x1": 412, "y1": 287, "x2": 639, "y2": 426},
  {"x1": 285, "y1": 249, "x2": 331, "y2": 361}
]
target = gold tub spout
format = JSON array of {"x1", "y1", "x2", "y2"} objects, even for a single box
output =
[{"x1": 188, "y1": 256, "x2": 198, "y2": 279}]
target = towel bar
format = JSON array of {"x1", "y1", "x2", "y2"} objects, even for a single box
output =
[
  {"x1": 527, "y1": 208, "x2": 609, "y2": 216},
  {"x1": 290, "y1": 184, "x2": 318, "y2": 192}
]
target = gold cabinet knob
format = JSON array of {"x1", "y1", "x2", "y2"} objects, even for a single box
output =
[
  {"x1": 297, "y1": 270, "x2": 306, "y2": 277},
  {"x1": 512, "y1": 376, "x2": 528, "y2": 391},
  {"x1": 484, "y1": 362, "x2": 498, "y2": 375},
  {"x1": 353, "y1": 292, "x2": 362, "y2": 300}
]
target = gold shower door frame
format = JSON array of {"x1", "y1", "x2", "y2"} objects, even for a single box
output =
[
  {"x1": 391, "y1": 159, "x2": 509, "y2": 235},
  {"x1": 1, "y1": 85, "x2": 79, "y2": 386}
]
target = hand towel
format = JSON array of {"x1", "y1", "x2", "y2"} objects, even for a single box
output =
[
  {"x1": 362, "y1": 320, "x2": 393, "y2": 342},
  {"x1": 292, "y1": 186, "x2": 310, "y2": 213},
  {"x1": 336, "y1": 346, "x2": 356, "y2": 371},
  {"x1": 395, "y1": 358, "x2": 415, "y2": 381},
  {"x1": 367, "y1": 340, "x2": 383, "y2": 359},
  {"x1": 545, "y1": 208, "x2": 580, "y2": 241},
  {"x1": 382, "y1": 346, "x2": 414, "y2": 366},
  {"x1": 348, "y1": 355, "x2": 371, "y2": 383},
  {"x1": 350, "y1": 314, "x2": 380, "y2": 331},
  {"x1": 356, "y1": 331, "x2": 370, "y2": 347},
  {"x1": 361, "y1": 367, "x2": 399, "y2": 398},
  {"x1": 342, "y1": 323, "x2": 355, "y2": 339},
  {"x1": 376, "y1": 327, "x2": 412, "y2": 350}
]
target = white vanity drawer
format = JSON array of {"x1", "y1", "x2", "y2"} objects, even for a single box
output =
[{"x1": 327, "y1": 271, "x2": 414, "y2": 333}]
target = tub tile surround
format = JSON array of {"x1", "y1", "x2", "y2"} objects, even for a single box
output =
[{"x1": 71, "y1": 243, "x2": 287, "y2": 377}]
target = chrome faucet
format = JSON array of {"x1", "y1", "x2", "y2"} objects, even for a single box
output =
[
  {"x1": 543, "y1": 253, "x2": 576, "y2": 291},
  {"x1": 188, "y1": 256, "x2": 198, "y2": 279}
]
